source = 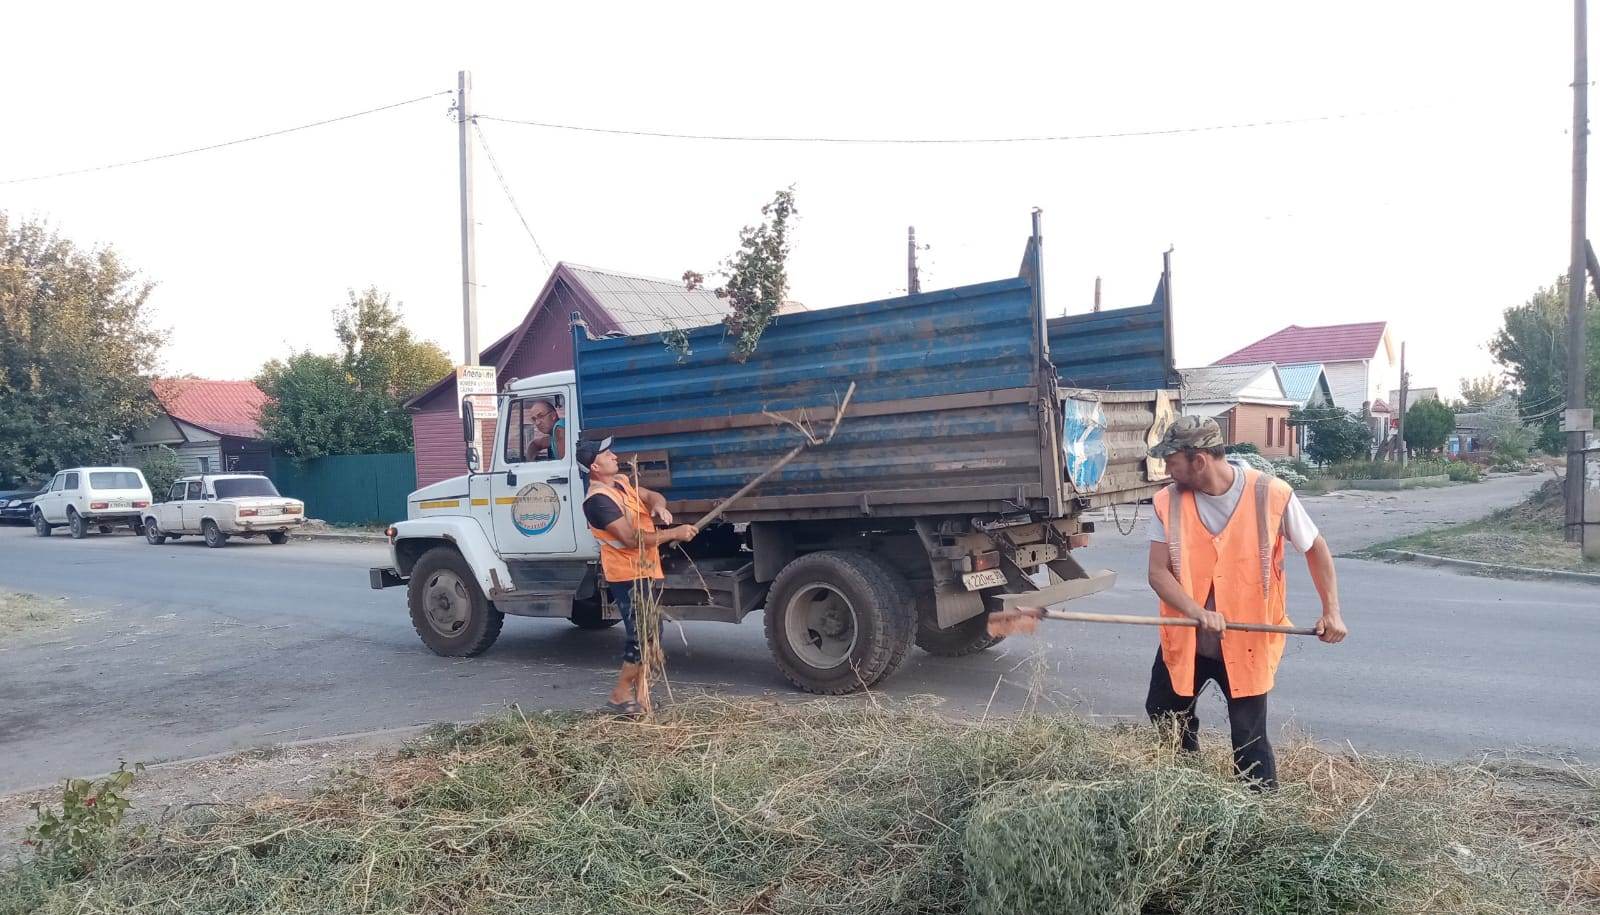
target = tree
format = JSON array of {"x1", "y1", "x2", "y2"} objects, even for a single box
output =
[
  {"x1": 1453, "y1": 373, "x2": 1507, "y2": 411},
  {"x1": 139, "y1": 445, "x2": 183, "y2": 501},
  {"x1": 1488, "y1": 278, "x2": 1600, "y2": 454},
  {"x1": 1292, "y1": 405, "x2": 1371, "y2": 466},
  {"x1": 257, "y1": 289, "x2": 451, "y2": 460},
  {"x1": 677, "y1": 186, "x2": 797, "y2": 362},
  {"x1": 0, "y1": 213, "x2": 166, "y2": 488},
  {"x1": 1403, "y1": 399, "x2": 1454, "y2": 454}
]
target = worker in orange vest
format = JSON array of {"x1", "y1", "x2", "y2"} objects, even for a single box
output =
[
  {"x1": 578, "y1": 437, "x2": 695, "y2": 716},
  {"x1": 1145, "y1": 416, "x2": 1348, "y2": 787}
]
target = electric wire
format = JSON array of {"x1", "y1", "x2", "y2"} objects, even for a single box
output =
[{"x1": 473, "y1": 119, "x2": 553, "y2": 271}]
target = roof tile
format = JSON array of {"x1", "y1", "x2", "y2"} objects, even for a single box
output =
[
  {"x1": 1213, "y1": 322, "x2": 1387, "y2": 366},
  {"x1": 152, "y1": 379, "x2": 270, "y2": 439}
]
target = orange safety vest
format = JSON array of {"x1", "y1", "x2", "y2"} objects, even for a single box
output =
[
  {"x1": 586, "y1": 476, "x2": 663, "y2": 583},
  {"x1": 1151, "y1": 468, "x2": 1294, "y2": 698}
]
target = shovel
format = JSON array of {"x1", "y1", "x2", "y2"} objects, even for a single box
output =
[{"x1": 987, "y1": 606, "x2": 1321, "y2": 638}]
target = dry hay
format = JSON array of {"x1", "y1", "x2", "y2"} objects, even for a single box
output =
[{"x1": 4, "y1": 698, "x2": 1596, "y2": 914}]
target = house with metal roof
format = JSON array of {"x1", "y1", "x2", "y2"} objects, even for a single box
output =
[
  {"x1": 1276, "y1": 362, "x2": 1334, "y2": 410},
  {"x1": 406, "y1": 262, "x2": 727, "y2": 487},
  {"x1": 1177, "y1": 362, "x2": 1301, "y2": 457},
  {"x1": 125, "y1": 378, "x2": 274, "y2": 475},
  {"x1": 1214, "y1": 321, "x2": 1398, "y2": 448}
]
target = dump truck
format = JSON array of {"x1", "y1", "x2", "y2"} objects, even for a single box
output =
[{"x1": 371, "y1": 222, "x2": 1180, "y2": 694}]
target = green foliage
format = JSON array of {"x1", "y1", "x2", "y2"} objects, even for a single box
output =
[
  {"x1": 1444, "y1": 461, "x2": 1482, "y2": 483},
  {"x1": 1403, "y1": 399, "x2": 1454, "y2": 454},
  {"x1": 1493, "y1": 426, "x2": 1534, "y2": 464},
  {"x1": 0, "y1": 213, "x2": 166, "y2": 488},
  {"x1": 1329, "y1": 459, "x2": 1453, "y2": 481},
  {"x1": 137, "y1": 446, "x2": 183, "y2": 501},
  {"x1": 257, "y1": 289, "x2": 451, "y2": 460},
  {"x1": 23, "y1": 761, "x2": 144, "y2": 875},
  {"x1": 1223, "y1": 442, "x2": 1259, "y2": 455},
  {"x1": 682, "y1": 186, "x2": 797, "y2": 363},
  {"x1": 1488, "y1": 278, "x2": 1600, "y2": 454},
  {"x1": 1454, "y1": 373, "x2": 1507, "y2": 411},
  {"x1": 1293, "y1": 406, "x2": 1371, "y2": 466}
]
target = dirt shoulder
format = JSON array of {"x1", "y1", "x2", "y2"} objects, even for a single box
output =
[
  {"x1": 1360, "y1": 479, "x2": 1596, "y2": 575},
  {"x1": 0, "y1": 592, "x2": 100, "y2": 645}
]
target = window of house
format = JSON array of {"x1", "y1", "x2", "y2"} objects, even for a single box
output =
[
  {"x1": 503, "y1": 393, "x2": 567, "y2": 465},
  {"x1": 1266, "y1": 417, "x2": 1274, "y2": 446}
]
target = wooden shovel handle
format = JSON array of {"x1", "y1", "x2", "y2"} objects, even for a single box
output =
[{"x1": 1037, "y1": 608, "x2": 1320, "y2": 636}]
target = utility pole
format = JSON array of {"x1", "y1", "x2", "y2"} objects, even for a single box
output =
[
  {"x1": 1566, "y1": 0, "x2": 1592, "y2": 543},
  {"x1": 1396, "y1": 342, "x2": 1409, "y2": 466},
  {"x1": 1093, "y1": 276, "x2": 1102, "y2": 312},
  {"x1": 457, "y1": 70, "x2": 480, "y2": 367},
  {"x1": 907, "y1": 226, "x2": 921, "y2": 295}
]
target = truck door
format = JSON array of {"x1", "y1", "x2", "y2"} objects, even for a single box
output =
[{"x1": 490, "y1": 390, "x2": 579, "y2": 556}]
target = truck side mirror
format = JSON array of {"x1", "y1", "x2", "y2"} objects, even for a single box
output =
[{"x1": 462, "y1": 400, "x2": 475, "y2": 443}]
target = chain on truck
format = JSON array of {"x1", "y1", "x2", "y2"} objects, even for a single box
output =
[{"x1": 370, "y1": 217, "x2": 1181, "y2": 694}]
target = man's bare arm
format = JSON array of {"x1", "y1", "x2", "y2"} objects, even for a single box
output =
[
  {"x1": 1146, "y1": 542, "x2": 1226, "y2": 634},
  {"x1": 1304, "y1": 536, "x2": 1347, "y2": 643},
  {"x1": 603, "y1": 516, "x2": 692, "y2": 550}
]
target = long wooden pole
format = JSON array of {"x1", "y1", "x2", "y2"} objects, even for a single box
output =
[{"x1": 1030, "y1": 608, "x2": 1319, "y2": 636}]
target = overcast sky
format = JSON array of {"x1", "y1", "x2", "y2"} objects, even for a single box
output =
[{"x1": 1, "y1": 2, "x2": 1584, "y2": 399}]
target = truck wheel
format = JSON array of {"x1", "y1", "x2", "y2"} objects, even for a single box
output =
[
  {"x1": 144, "y1": 518, "x2": 166, "y2": 545},
  {"x1": 268, "y1": 532, "x2": 289, "y2": 545},
  {"x1": 68, "y1": 510, "x2": 88, "y2": 539},
  {"x1": 570, "y1": 598, "x2": 621, "y2": 629},
  {"x1": 914, "y1": 594, "x2": 1004, "y2": 657},
  {"x1": 202, "y1": 520, "x2": 228, "y2": 548},
  {"x1": 763, "y1": 551, "x2": 915, "y2": 695},
  {"x1": 33, "y1": 510, "x2": 51, "y2": 537},
  {"x1": 408, "y1": 547, "x2": 503, "y2": 656}
]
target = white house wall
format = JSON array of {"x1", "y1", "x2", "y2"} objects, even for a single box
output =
[{"x1": 1322, "y1": 361, "x2": 1372, "y2": 412}]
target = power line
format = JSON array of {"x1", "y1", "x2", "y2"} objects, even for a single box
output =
[
  {"x1": 1, "y1": 90, "x2": 453, "y2": 185},
  {"x1": 475, "y1": 103, "x2": 1433, "y2": 146},
  {"x1": 472, "y1": 119, "x2": 552, "y2": 271}
]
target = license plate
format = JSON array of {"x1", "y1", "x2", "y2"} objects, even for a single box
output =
[
  {"x1": 962, "y1": 569, "x2": 1008, "y2": 591},
  {"x1": 109, "y1": 500, "x2": 130, "y2": 509},
  {"x1": 258, "y1": 507, "x2": 281, "y2": 516}
]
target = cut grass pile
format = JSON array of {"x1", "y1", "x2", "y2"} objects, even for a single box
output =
[
  {"x1": 1368, "y1": 479, "x2": 1594, "y2": 572},
  {"x1": 4, "y1": 698, "x2": 1596, "y2": 914},
  {"x1": 0, "y1": 592, "x2": 75, "y2": 643}
]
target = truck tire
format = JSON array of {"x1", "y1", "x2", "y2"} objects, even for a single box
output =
[
  {"x1": 914, "y1": 598, "x2": 1004, "y2": 657},
  {"x1": 570, "y1": 598, "x2": 621, "y2": 630},
  {"x1": 68, "y1": 509, "x2": 88, "y2": 539},
  {"x1": 33, "y1": 510, "x2": 51, "y2": 537},
  {"x1": 763, "y1": 551, "x2": 915, "y2": 695},
  {"x1": 408, "y1": 547, "x2": 503, "y2": 657},
  {"x1": 144, "y1": 517, "x2": 166, "y2": 545},
  {"x1": 202, "y1": 520, "x2": 228, "y2": 548}
]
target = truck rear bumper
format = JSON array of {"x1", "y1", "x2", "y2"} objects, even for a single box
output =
[
  {"x1": 370, "y1": 567, "x2": 406, "y2": 590},
  {"x1": 994, "y1": 568, "x2": 1117, "y2": 611}
]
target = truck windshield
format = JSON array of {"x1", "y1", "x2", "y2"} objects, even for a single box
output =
[
  {"x1": 89, "y1": 472, "x2": 144, "y2": 490},
  {"x1": 214, "y1": 478, "x2": 280, "y2": 498}
]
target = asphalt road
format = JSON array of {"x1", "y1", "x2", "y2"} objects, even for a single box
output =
[{"x1": 3, "y1": 473, "x2": 1591, "y2": 794}]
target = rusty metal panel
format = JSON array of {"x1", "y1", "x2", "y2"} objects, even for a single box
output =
[{"x1": 1049, "y1": 303, "x2": 1175, "y2": 390}]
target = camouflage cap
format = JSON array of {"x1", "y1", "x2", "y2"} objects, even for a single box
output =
[{"x1": 1148, "y1": 415, "x2": 1225, "y2": 458}]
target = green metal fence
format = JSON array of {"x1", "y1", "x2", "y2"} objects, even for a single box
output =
[{"x1": 266, "y1": 453, "x2": 415, "y2": 526}]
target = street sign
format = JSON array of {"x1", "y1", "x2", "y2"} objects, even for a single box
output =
[
  {"x1": 1563, "y1": 408, "x2": 1595, "y2": 433},
  {"x1": 456, "y1": 365, "x2": 497, "y2": 417}
]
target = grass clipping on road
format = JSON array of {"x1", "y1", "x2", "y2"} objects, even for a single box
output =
[
  {"x1": 4, "y1": 699, "x2": 1597, "y2": 915},
  {"x1": 0, "y1": 592, "x2": 75, "y2": 643},
  {"x1": 1369, "y1": 478, "x2": 1594, "y2": 573}
]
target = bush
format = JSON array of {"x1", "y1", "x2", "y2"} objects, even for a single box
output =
[
  {"x1": 1224, "y1": 443, "x2": 1259, "y2": 455},
  {"x1": 1445, "y1": 462, "x2": 1482, "y2": 483},
  {"x1": 137, "y1": 446, "x2": 182, "y2": 502}
]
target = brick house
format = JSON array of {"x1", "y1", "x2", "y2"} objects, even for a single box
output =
[
  {"x1": 1213, "y1": 321, "x2": 1397, "y2": 444},
  {"x1": 405, "y1": 263, "x2": 720, "y2": 487},
  {"x1": 1178, "y1": 362, "x2": 1300, "y2": 457}
]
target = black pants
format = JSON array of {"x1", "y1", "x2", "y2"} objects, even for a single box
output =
[
  {"x1": 1144, "y1": 648, "x2": 1277, "y2": 787},
  {"x1": 608, "y1": 581, "x2": 659, "y2": 665}
]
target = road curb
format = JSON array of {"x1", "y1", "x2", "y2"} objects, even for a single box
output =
[
  {"x1": 293, "y1": 530, "x2": 388, "y2": 544},
  {"x1": 1371, "y1": 549, "x2": 1600, "y2": 584}
]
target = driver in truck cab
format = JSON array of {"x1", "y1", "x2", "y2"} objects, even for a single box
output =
[{"x1": 577, "y1": 437, "x2": 695, "y2": 716}]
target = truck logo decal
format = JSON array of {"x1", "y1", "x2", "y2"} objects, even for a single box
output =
[{"x1": 510, "y1": 483, "x2": 561, "y2": 536}]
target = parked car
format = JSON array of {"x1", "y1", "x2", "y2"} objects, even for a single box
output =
[
  {"x1": 0, "y1": 489, "x2": 43, "y2": 524},
  {"x1": 142, "y1": 474, "x2": 305, "y2": 548},
  {"x1": 32, "y1": 467, "x2": 152, "y2": 539}
]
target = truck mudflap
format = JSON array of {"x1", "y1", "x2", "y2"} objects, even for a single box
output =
[
  {"x1": 993, "y1": 568, "x2": 1116, "y2": 611},
  {"x1": 369, "y1": 567, "x2": 406, "y2": 590}
]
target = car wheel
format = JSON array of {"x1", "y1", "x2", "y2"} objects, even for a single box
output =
[
  {"x1": 130, "y1": 519, "x2": 145, "y2": 536},
  {"x1": 268, "y1": 532, "x2": 289, "y2": 545},
  {"x1": 144, "y1": 518, "x2": 166, "y2": 545},
  {"x1": 97, "y1": 524, "x2": 113, "y2": 535},
  {"x1": 68, "y1": 510, "x2": 88, "y2": 539},
  {"x1": 202, "y1": 520, "x2": 228, "y2": 549},
  {"x1": 407, "y1": 547, "x2": 503, "y2": 656},
  {"x1": 33, "y1": 510, "x2": 51, "y2": 537}
]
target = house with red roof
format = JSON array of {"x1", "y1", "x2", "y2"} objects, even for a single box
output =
[
  {"x1": 1213, "y1": 321, "x2": 1398, "y2": 443},
  {"x1": 125, "y1": 379, "x2": 275, "y2": 476}
]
